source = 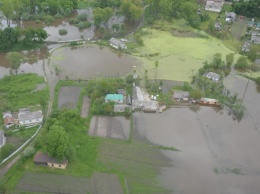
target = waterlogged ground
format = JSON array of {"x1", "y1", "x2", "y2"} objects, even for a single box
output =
[
  {"x1": 134, "y1": 29, "x2": 239, "y2": 81},
  {"x1": 134, "y1": 70, "x2": 260, "y2": 194}
]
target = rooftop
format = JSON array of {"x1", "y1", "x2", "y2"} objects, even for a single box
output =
[
  {"x1": 105, "y1": 94, "x2": 124, "y2": 101},
  {"x1": 173, "y1": 90, "x2": 190, "y2": 99},
  {"x1": 204, "y1": 72, "x2": 220, "y2": 81},
  {"x1": 34, "y1": 152, "x2": 67, "y2": 165},
  {"x1": 18, "y1": 110, "x2": 43, "y2": 122}
]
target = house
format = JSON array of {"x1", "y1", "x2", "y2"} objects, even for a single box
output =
[
  {"x1": 251, "y1": 35, "x2": 260, "y2": 44},
  {"x1": 256, "y1": 22, "x2": 260, "y2": 31},
  {"x1": 205, "y1": 0, "x2": 224, "y2": 12},
  {"x1": 3, "y1": 111, "x2": 15, "y2": 129},
  {"x1": 109, "y1": 38, "x2": 127, "y2": 49},
  {"x1": 173, "y1": 90, "x2": 190, "y2": 101},
  {"x1": 225, "y1": 12, "x2": 236, "y2": 22},
  {"x1": 242, "y1": 41, "x2": 251, "y2": 52},
  {"x1": 132, "y1": 100, "x2": 158, "y2": 112},
  {"x1": 105, "y1": 94, "x2": 124, "y2": 104},
  {"x1": 0, "y1": 130, "x2": 6, "y2": 148},
  {"x1": 18, "y1": 108, "x2": 43, "y2": 127},
  {"x1": 114, "y1": 104, "x2": 130, "y2": 112},
  {"x1": 33, "y1": 152, "x2": 68, "y2": 169},
  {"x1": 199, "y1": 98, "x2": 220, "y2": 106},
  {"x1": 203, "y1": 72, "x2": 220, "y2": 81}
]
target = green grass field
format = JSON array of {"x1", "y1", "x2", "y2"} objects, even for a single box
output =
[{"x1": 133, "y1": 29, "x2": 239, "y2": 82}]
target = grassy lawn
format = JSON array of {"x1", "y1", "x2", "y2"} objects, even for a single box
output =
[
  {"x1": 0, "y1": 74, "x2": 49, "y2": 111},
  {"x1": 132, "y1": 28, "x2": 239, "y2": 82}
]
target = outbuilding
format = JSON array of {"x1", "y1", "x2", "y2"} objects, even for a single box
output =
[{"x1": 34, "y1": 152, "x2": 68, "y2": 169}]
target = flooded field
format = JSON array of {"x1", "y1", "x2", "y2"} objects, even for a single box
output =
[
  {"x1": 48, "y1": 44, "x2": 140, "y2": 81},
  {"x1": 134, "y1": 103, "x2": 260, "y2": 194},
  {"x1": 58, "y1": 86, "x2": 82, "y2": 110},
  {"x1": 89, "y1": 116, "x2": 130, "y2": 140}
]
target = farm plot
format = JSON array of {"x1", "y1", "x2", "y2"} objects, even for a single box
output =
[
  {"x1": 58, "y1": 86, "x2": 81, "y2": 110},
  {"x1": 231, "y1": 20, "x2": 247, "y2": 40},
  {"x1": 89, "y1": 116, "x2": 130, "y2": 140},
  {"x1": 15, "y1": 172, "x2": 124, "y2": 194},
  {"x1": 15, "y1": 172, "x2": 95, "y2": 194},
  {"x1": 81, "y1": 95, "x2": 90, "y2": 118}
]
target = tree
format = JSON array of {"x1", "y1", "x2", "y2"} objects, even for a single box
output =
[
  {"x1": 190, "y1": 89, "x2": 203, "y2": 100},
  {"x1": 46, "y1": 125, "x2": 69, "y2": 160},
  {"x1": 212, "y1": 53, "x2": 222, "y2": 69},
  {"x1": 6, "y1": 52, "x2": 23, "y2": 75},
  {"x1": 120, "y1": 0, "x2": 143, "y2": 22},
  {"x1": 235, "y1": 56, "x2": 248, "y2": 69},
  {"x1": 226, "y1": 53, "x2": 234, "y2": 68},
  {"x1": 0, "y1": 0, "x2": 13, "y2": 26}
]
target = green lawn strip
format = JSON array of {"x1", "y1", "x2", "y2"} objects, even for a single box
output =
[
  {"x1": 77, "y1": 87, "x2": 87, "y2": 114},
  {"x1": 6, "y1": 126, "x2": 38, "y2": 140}
]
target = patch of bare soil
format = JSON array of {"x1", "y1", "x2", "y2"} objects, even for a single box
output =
[
  {"x1": 80, "y1": 95, "x2": 90, "y2": 118},
  {"x1": 89, "y1": 116, "x2": 130, "y2": 140},
  {"x1": 58, "y1": 86, "x2": 81, "y2": 110}
]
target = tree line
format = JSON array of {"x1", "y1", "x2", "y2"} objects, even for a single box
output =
[
  {"x1": 0, "y1": 27, "x2": 47, "y2": 51},
  {"x1": 232, "y1": 0, "x2": 260, "y2": 18}
]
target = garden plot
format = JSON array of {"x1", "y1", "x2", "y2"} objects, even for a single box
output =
[
  {"x1": 15, "y1": 172, "x2": 124, "y2": 194},
  {"x1": 58, "y1": 86, "x2": 81, "y2": 109},
  {"x1": 81, "y1": 95, "x2": 90, "y2": 118},
  {"x1": 89, "y1": 116, "x2": 130, "y2": 140}
]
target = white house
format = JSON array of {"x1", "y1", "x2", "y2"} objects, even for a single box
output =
[
  {"x1": 109, "y1": 38, "x2": 127, "y2": 49},
  {"x1": 203, "y1": 72, "x2": 220, "y2": 81},
  {"x1": 0, "y1": 130, "x2": 6, "y2": 148},
  {"x1": 205, "y1": 0, "x2": 224, "y2": 12},
  {"x1": 18, "y1": 108, "x2": 43, "y2": 128}
]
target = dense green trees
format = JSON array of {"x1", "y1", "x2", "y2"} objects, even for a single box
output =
[
  {"x1": 93, "y1": 7, "x2": 113, "y2": 27},
  {"x1": 0, "y1": 27, "x2": 20, "y2": 50},
  {"x1": 235, "y1": 56, "x2": 248, "y2": 69},
  {"x1": 232, "y1": 0, "x2": 260, "y2": 18},
  {"x1": 0, "y1": 27, "x2": 47, "y2": 51},
  {"x1": 120, "y1": 0, "x2": 143, "y2": 22}
]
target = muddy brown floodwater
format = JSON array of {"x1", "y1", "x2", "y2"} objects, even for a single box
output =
[{"x1": 134, "y1": 70, "x2": 260, "y2": 194}]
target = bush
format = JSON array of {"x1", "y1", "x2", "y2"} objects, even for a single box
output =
[
  {"x1": 54, "y1": 13, "x2": 63, "y2": 19},
  {"x1": 35, "y1": 20, "x2": 41, "y2": 24},
  {"x1": 44, "y1": 15, "x2": 54, "y2": 25},
  {"x1": 77, "y1": 13, "x2": 88, "y2": 21},
  {"x1": 69, "y1": 18, "x2": 80, "y2": 24},
  {"x1": 23, "y1": 147, "x2": 35, "y2": 158},
  {"x1": 59, "y1": 29, "x2": 68, "y2": 35},
  {"x1": 235, "y1": 56, "x2": 248, "y2": 69},
  {"x1": 77, "y1": 21, "x2": 91, "y2": 29},
  {"x1": 64, "y1": 8, "x2": 72, "y2": 17}
]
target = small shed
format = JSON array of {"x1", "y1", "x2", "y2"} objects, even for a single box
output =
[
  {"x1": 114, "y1": 104, "x2": 130, "y2": 112},
  {"x1": 0, "y1": 130, "x2": 6, "y2": 148},
  {"x1": 203, "y1": 72, "x2": 220, "y2": 81},
  {"x1": 199, "y1": 98, "x2": 220, "y2": 106},
  {"x1": 34, "y1": 152, "x2": 68, "y2": 169},
  {"x1": 173, "y1": 90, "x2": 190, "y2": 101},
  {"x1": 225, "y1": 12, "x2": 236, "y2": 22},
  {"x1": 105, "y1": 94, "x2": 124, "y2": 104}
]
